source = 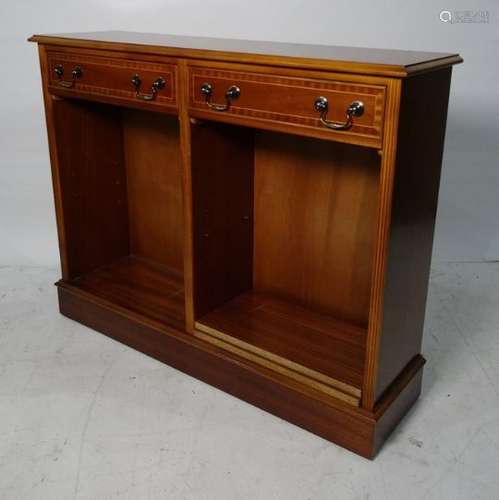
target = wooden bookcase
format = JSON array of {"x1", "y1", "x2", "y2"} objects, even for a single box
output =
[{"x1": 29, "y1": 32, "x2": 462, "y2": 458}]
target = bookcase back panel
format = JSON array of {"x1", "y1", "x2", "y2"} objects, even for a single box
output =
[
  {"x1": 253, "y1": 131, "x2": 380, "y2": 327},
  {"x1": 122, "y1": 110, "x2": 183, "y2": 274}
]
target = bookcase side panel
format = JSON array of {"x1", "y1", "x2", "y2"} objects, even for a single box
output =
[{"x1": 373, "y1": 68, "x2": 452, "y2": 402}]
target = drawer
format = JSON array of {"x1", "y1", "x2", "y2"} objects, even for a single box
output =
[
  {"x1": 189, "y1": 66, "x2": 385, "y2": 147},
  {"x1": 46, "y1": 51, "x2": 177, "y2": 111}
]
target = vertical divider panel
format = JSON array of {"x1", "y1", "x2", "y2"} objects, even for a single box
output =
[{"x1": 178, "y1": 60, "x2": 196, "y2": 332}]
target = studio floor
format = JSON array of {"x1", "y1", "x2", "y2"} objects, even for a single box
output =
[{"x1": 1, "y1": 262, "x2": 498, "y2": 500}]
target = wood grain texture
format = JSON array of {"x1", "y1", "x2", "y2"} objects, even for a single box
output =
[
  {"x1": 362, "y1": 78, "x2": 402, "y2": 409},
  {"x1": 373, "y1": 355, "x2": 425, "y2": 455},
  {"x1": 52, "y1": 99, "x2": 130, "y2": 278},
  {"x1": 31, "y1": 33, "x2": 460, "y2": 458},
  {"x1": 29, "y1": 31, "x2": 462, "y2": 77},
  {"x1": 46, "y1": 49, "x2": 177, "y2": 112},
  {"x1": 194, "y1": 324, "x2": 361, "y2": 406},
  {"x1": 189, "y1": 65, "x2": 385, "y2": 148},
  {"x1": 186, "y1": 59, "x2": 395, "y2": 150},
  {"x1": 191, "y1": 122, "x2": 254, "y2": 318},
  {"x1": 196, "y1": 290, "x2": 366, "y2": 404},
  {"x1": 36, "y1": 45, "x2": 71, "y2": 278},
  {"x1": 372, "y1": 68, "x2": 452, "y2": 402},
  {"x1": 122, "y1": 110, "x2": 183, "y2": 274},
  {"x1": 58, "y1": 285, "x2": 425, "y2": 458},
  {"x1": 65, "y1": 255, "x2": 184, "y2": 329},
  {"x1": 177, "y1": 59, "x2": 196, "y2": 332},
  {"x1": 254, "y1": 131, "x2": 380, "y2": 326}
]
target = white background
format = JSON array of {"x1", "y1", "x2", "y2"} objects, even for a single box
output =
[{"x1": 0, "y1": 0, "x2": 497, "y2": 268}]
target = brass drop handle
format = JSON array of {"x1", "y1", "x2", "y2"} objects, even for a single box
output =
[
  {"x1": 200, "y1": 82, "x2": 240, "y2": 112},
  {"x1": 314, "y1": 96, "x2": 364, "y2": 131},
  {"x1": 54, "y1": 64, "x2": 83, "y2": 88},
  {"x1": 131, "y1": 74, "x2": 166, "y2": 101}
]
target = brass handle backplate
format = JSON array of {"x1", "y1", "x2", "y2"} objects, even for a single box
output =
[
  {"x1": 54, "y1": 64, "x2": 82, "y2": 88},
  {"x1": 131, "y1": 74, "x2": 166, "y2": 101},
  {"x1": 314, "y1": 96, "x2": 364, "y2": 131},
  {"x1": 200, "y1": 82, "x2": 240, "y2": 112}
]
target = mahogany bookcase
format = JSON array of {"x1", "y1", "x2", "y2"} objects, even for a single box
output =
[{"x1": 29, "y1": 32, "x2": 462, "y2": 458}]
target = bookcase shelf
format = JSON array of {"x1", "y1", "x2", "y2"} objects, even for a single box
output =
[
  {"x1": 70, "y1": 256, "x2": 184, "y2": 329},
  {"x1": 196, "y1": 290, "x2": 365, "y2": 405}
]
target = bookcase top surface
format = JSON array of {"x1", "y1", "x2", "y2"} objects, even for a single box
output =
[{"x1": 29, "y1": 31, "x2": 462, "y2": 77}]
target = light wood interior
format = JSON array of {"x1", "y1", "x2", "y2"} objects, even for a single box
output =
[
  {"x1": 253, "y1": 131, "x2": 380, "y2": 326},
  {"x1": 123, "y1": 109, "x2": 183, "y2": 274},
  {"x1": 193, "y1": 123, "x2": 381, "y2": 395},
  {"x1": 51, "y1": 97, "x2": 381, "y2": 398},
  {"x1": 195, "y1": 290, "x2": 365, "y2": 405},
  {"x1": 52, "y1": 99, "x2": 184, "y2": 326},
  {"x1": 73, "y1": 256, "x2": 184, "y2": 329}
]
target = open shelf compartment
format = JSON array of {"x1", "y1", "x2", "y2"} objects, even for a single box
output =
[
  {"x1": 52, "y1": 99, "x2": 185, "y2": 329},
  {"x1": 191, "y1": 122, "x2": 381, "y2": 405}
]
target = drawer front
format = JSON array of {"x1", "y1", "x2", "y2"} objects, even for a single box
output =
[
  {"x1": 47, "y1": 51, "x2": 177, "y2": 110},
  {"x1": 189, "y1": 66, "x2": 385, "y2": 146}
]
